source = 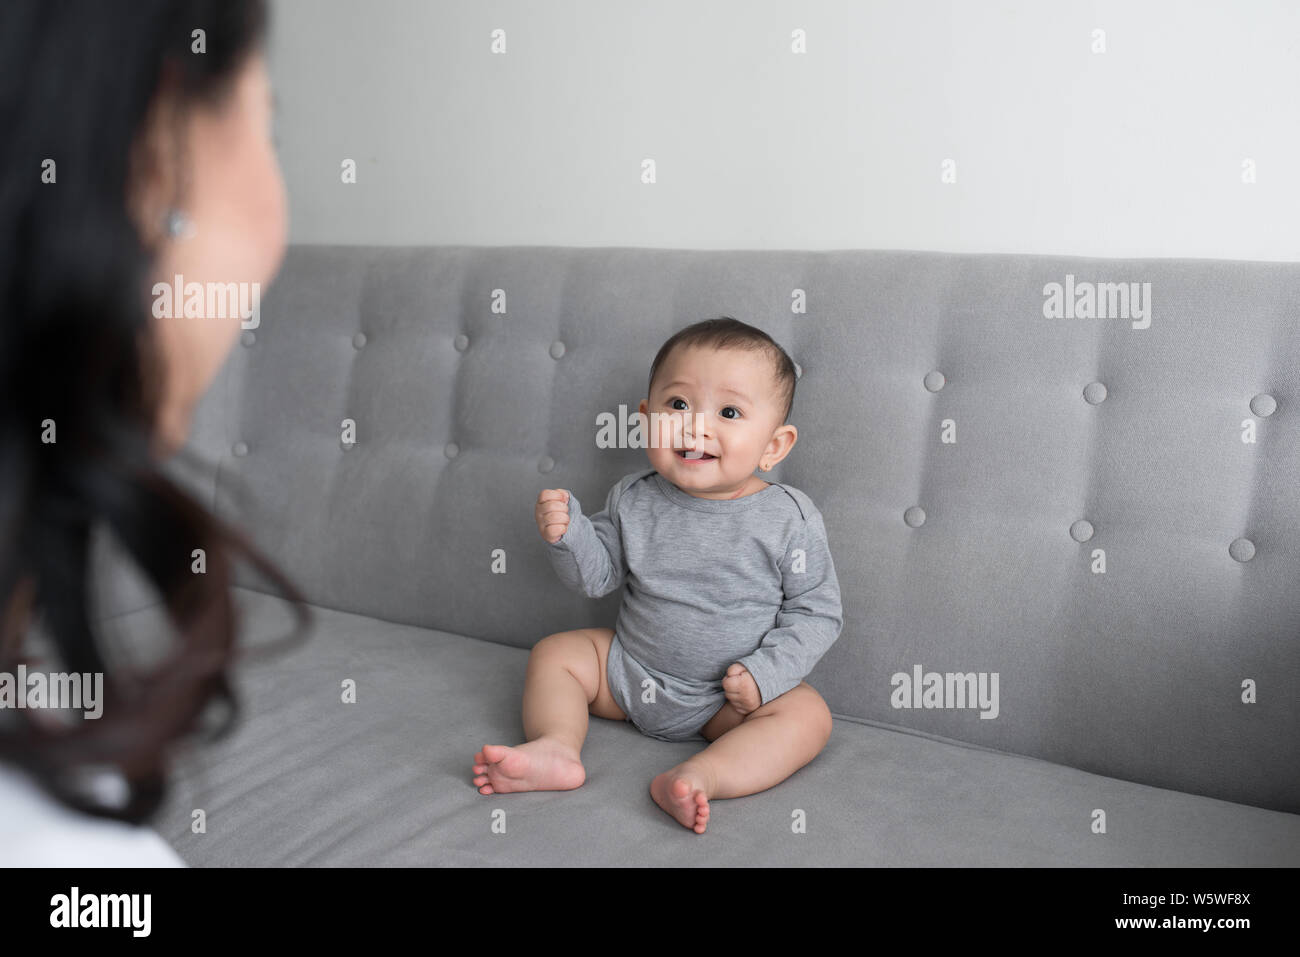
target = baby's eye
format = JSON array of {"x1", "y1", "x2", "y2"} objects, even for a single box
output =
[
  {"x1": 669, "y1": 398, "x2": 688, "y2": 411},
  {"x1": 720, "y1": 407, "x2": 741, "y2": 419}
]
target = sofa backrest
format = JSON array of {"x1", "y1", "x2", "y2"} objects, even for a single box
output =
[{"x1": 180, "y1": 244, "x2": 1300, "y2": 813}]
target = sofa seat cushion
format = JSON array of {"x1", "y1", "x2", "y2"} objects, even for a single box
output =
[{"x1": 110, "y1": 588, "x2": 1300, "y2": 866}]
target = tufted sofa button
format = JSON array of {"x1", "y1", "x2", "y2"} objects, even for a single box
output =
[
  {"x1": 454, "y1": 334, "x2": 469, "y2": 352},
  {"x1": 923, "y1": 370, "x2": 945, "y2": 393},
  {"x1": 444, "y1": 442, "x2": 459, "y2": 459},
  {"x1": 1083, "y1": 382, "x2": 1107, "y2": 405},
  {"x1": 538, "y1": 455, "x2": 555, "y2": 474},
  {"x1": 903, "y1": 505, "x2": 926, "y2": 528},
  {"x1": 549, "y1": 341, "x2": 566, "y2": 360},
  {"x1": 1229, "y1": 537, "x2": 1255, "y2": 562},
  {"x1": 241, "y1": 331, "x2": 256, "y2": 347},
  {"x1": 1249, "y1": 393, "x2": 1276, "y2": 417},
  {"x1": 1069, "y1": 519, "x2": 1094, "y2": 542},
  {"x1": 353, "y1": 332, "x2": 367, "y2": 349},
  {"x1": 232, "y1": 441, "x2": 248, "y2": 458}
]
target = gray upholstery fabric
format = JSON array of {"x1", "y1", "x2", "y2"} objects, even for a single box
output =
[
  {"x1": 111, "y1": 244, "x2": 1300, "y2": 862},
  {"x1": 121, "y1": 588, "x2": 1298, "y2": 866}
]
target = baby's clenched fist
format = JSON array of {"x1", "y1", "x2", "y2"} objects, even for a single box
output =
[
  {"x1": 723, "y1": 663, "x2": 762, "y2": 715},
  {"x1": 536, "y1": 488, "x2": 571, "y2": 544}
]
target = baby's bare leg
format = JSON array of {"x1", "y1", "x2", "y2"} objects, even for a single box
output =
[
  {"x1": 472, "y1": 627, "x2": 626, "y2": 795},
  {"x1": 650, "y1": 682, "x2": 832, "y2": 833}
]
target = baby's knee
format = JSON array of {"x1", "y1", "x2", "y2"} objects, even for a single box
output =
[
  {"x1": 528, "y1": 630, "x2": 587, "y2": 669},
  {"x1": 528, "y1": 629, "x2": 608, "y2": 695},
  {"x1": 811, "y1": 693, "x2": 833, "y2": 747},
  {"x1": 788, "y1": 683, "x2": 833, "y2": 748}
]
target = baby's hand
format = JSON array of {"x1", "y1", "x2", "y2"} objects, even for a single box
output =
[
  {"x1": 536, "y1": 488, "x2": 571, "y2": 544},
  {"x1": 723, "y1": 663, "x2": 761, "y2": 715}
]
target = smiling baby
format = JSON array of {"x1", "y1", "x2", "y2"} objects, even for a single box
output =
[{"x1": 471, "y1": 317, "x2": 844, "y2": 834}]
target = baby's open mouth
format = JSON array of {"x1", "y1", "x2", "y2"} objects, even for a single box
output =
[{"x1": 676, "y1": 449, "x2": 715, "y2": 460}]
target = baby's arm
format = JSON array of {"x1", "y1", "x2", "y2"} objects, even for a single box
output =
[
  {"x1": 542, "y1": 480, "x2": 629, "y2": 598},
  {"x1": 733, "y1": 508, "x2": 844, "y2": 707}
]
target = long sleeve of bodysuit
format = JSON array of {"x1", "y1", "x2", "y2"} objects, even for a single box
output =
[
  {"x1": 544, "y1": 478, "x2": 629, "y2": 599},
  {"x1": 733, "y1": 507, "x2": 844, "y2": 706}
]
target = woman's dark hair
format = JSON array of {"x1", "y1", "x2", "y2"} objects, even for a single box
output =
[
  {"x1": 0, "y1": 0, "x2": 309, "y2": 823},
  {"x1": 647, "y1": 316, "x2": 798, "y2": 424}
]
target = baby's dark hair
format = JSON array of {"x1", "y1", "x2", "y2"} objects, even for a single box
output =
[{"x1": 647, "y1": 317, "x2": 797, "y2": 425}]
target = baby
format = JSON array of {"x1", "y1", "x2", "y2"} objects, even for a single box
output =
[{"x1": 472, "y1": 317, "x2": 843, "y2": 834}]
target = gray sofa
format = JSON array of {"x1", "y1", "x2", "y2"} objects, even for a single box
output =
[{"x1": 102, "y1": 245, "x2": 1300, "y2": 865}]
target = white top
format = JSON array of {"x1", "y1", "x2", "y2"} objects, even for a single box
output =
[{"x1": 0, "y1": 763, "x2": 185, "y2": 867}]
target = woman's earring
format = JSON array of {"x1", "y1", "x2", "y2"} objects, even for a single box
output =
[{"x1": 163, "y1": 208, "x2": 193, "y2": 239}]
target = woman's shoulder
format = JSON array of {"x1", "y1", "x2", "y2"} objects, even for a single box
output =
[{"x1": 0, "y1": 762, "x2": 186, "y2": 867}]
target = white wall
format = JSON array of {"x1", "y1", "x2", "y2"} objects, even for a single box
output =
[{"x1": 267, "y1": 0, "x2": 1300, "y2": 260}]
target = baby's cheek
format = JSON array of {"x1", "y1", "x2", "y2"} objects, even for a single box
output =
[{"x1": 659, "y1": 412, "x2": 683, "y2": 448}]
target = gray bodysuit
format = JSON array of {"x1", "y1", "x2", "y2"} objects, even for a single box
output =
[{"x1": 545, "y1": 468, "x2": 843, "y2": 742}]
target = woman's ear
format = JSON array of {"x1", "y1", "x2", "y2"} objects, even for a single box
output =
[{"x1": 125, "y1": 62, "x2": 186, "y2": 252}]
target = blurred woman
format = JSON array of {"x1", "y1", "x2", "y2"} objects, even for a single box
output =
[{"x1": 0, "y1": 0, "x2": 308, "y2": 864}]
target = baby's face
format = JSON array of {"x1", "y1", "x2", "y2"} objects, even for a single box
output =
[{"x1": 639, "y1": 345, "x2": 795, "y2": 499}]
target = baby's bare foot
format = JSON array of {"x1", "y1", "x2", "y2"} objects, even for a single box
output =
[
  {"x1": 471, "y1": 738, "x2": 585, "y2": 794},
  {"x1": 650, "y1": 767, "x2": 712, "y2": 834}
]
